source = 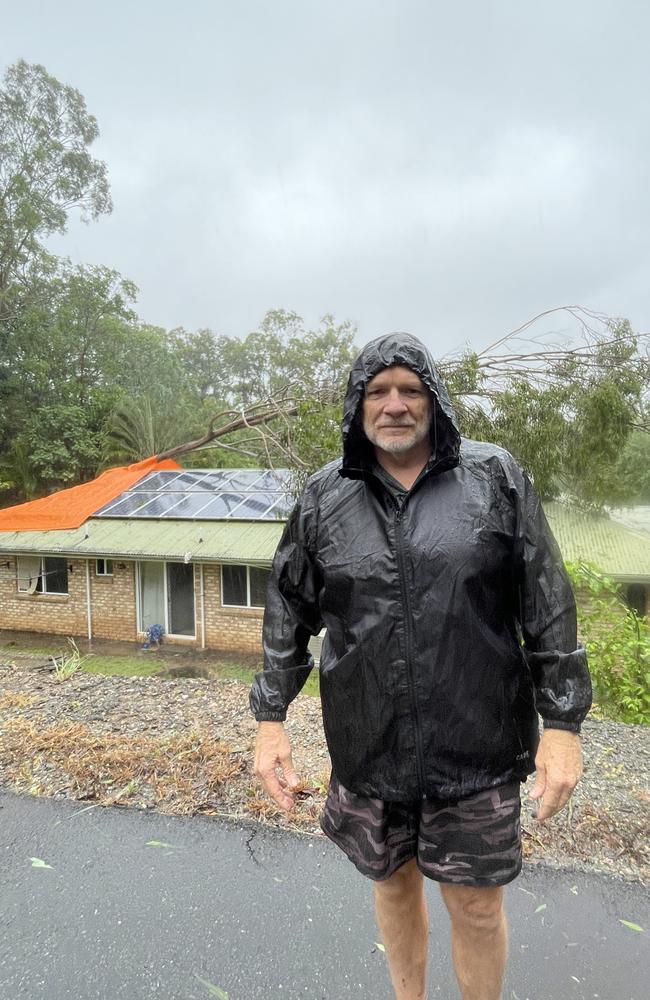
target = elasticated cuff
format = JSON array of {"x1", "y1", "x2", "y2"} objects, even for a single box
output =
[
  {"x1": 542, "y1": 719, "x2": 582, "y2": 734},
  {"x1": 255, "y1": 711, "x2": 287, "y2": 723}
]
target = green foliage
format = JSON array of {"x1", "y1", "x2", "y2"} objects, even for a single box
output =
[
  {"x1": 287, "y1": 398, "x2": 344, "y2": 492},
  {"x1": 491, "y1": 382, "x2": 567, "y2": 499},
  {"x1": 172, "y1": 311, "x2": 357, "y2": 407},
  {"x1": 566, "y1": 562, "x2": 649, "y2": 724},
  {"x1": 0, "y1": 59, "x2": 111, "y2": 307},
  {"x1": 0, "y1": 262, "x2": 144, "y2": 494},
  {"x1": 0, "y1": 437, "x2": 40, "y2": 501},
  {"x1": 167, "y1": 311, "x2": 357, "y2": 473},
  {"x1": 54, "y1": 637, "x2": 87, "y2": 681},
  {"x1": 24, "y1": 403, "x2": 103, "y2": 485},
  {"x1": 441, "y1": 351, "x2": 482, "y2": 397},
  {"x1": 443, "y1": 320, "x2": 649, "y2": 507},
  {"x1": 615, "y1": 431, "x2": 650, "y2": 504},
  {"x1": 104, "y1": 394, "x2": 191, "y2": 465}
]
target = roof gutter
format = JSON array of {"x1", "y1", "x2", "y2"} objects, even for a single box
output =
[{"x1": 0, "y1": 543, "x2": 273, "y2": 567}]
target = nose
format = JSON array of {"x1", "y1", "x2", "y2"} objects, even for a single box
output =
[{"x1": 382, "y1": 389, "x2": 409, "y2": 416}]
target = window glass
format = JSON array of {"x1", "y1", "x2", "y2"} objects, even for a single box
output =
[
  {"x1": 42, "y1": 557, "x2": 68, "y2": 594},
  {"x1": 167, "y1": 562, "x2": 195, "y2": 635},
  {"x1": 249, "y1": 566, "x2": 270, "y2": 608},
  {"x1": 96, "y1": 559, "x2": 114, "y2": 575},
  {"x1": 222, "y1": 564, "x2": 247, "y2": 606},
  {"x1": 139, "y1": 561, "x2": 165, "y2": 630},
  {"x1": 625, "y1": 583, "x2": 647, "y2": 618}
]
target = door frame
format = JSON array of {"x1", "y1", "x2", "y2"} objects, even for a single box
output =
[{"x1": 135, "y1": 560, "x2": 196, "y2": 639}]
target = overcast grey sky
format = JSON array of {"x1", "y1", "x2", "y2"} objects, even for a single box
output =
[{"x1": 3, "y1": 0, "x2": 649, "y2": 356}]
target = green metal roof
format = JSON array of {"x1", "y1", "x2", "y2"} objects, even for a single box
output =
[
  {"x1": 0, "y1": 517, "x2": 284, "y2": 565},
  {"x1": 545, "y1": 501, "x2": 650, "y2": 581},
  {"x1": 607, "y1": 506, "x2": 650, "y2": 536},
  {"x1": 0, "y1": 501, "x2": 647, "y2": 581}
]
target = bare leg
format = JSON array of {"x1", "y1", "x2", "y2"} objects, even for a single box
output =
[
  {"x1": 373, "y1": 858, "x2": 429, "y2": 1000},
  {"x1": 439, "y1": 884, "x2": 507, "y2": 1000}
]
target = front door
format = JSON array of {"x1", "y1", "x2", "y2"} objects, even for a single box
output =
[{"x1": 138, "y1": 561, "x2": 195, "y2": 637}]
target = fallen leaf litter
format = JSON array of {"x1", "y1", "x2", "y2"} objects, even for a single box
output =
[{"x1": 0, "y1": 663, "x2": 648, "y2": 881}]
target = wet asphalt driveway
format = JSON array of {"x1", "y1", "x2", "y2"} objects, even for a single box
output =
[{"x1": 0, "y1": 790, "x2": 647, "y2": 1000}]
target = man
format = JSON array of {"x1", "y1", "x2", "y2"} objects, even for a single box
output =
[{"x1": 250, "y1": 333, "x2": 591, "y2": 1000}]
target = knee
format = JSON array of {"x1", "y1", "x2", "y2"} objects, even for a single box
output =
[
  {"x1": 374, "y1": 859, "x2": 423, "y2": 904},
  {"x1": 441, "y1": 886, "x2": 504, "y2": 936}
]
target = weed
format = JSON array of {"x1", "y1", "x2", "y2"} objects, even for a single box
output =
[{"x1": 53, "y1": 638, "x2": 87, "y2": 682}]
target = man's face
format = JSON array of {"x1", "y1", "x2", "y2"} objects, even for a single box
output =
[{"x1": 362, "y1": 365, "x2": 432, "y2": 456}]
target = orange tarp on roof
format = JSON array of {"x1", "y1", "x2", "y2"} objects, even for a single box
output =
[{"x1": 0, "y1": 457, "x2": 181, "y2": 532}]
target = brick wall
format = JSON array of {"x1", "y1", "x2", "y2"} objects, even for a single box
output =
[
  {"x1": 0, "y1": 556, "x2": 264, "y2": 654},
  {"x1": 200, "y1": 564, "x2": 264, "y2": 654},
  {"x1": 0, "y1": 556, "x2": 89, "y2": 637},
  {"x1": 90, "y1": 561, "x2": 138, "y2": 641}
]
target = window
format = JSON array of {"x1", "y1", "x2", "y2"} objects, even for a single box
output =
[
  {"x1": 17, "y1": 556, "x2": 68, "y2": 595},
  {"x1": 222, "y1": 564, "x2": 270, "y2": 608},
  {"x1": 624, "y1": 583, "x2": 647, "y2": 618},
  {"x1": 96, "y1": 558, "x2": 114, "y2": 576}
]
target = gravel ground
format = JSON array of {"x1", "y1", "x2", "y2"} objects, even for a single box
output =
[{"x1": 0, "y1": 660, "x2": 648, "y2": 884}]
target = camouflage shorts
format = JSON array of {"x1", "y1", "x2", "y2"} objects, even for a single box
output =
[{"x1": 320, "y1": 777, "x2": 522, "y2": 886}]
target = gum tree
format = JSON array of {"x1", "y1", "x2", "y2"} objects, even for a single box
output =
[{"x1": 0, "y1": 59, "x2": 112, "y2": 317}]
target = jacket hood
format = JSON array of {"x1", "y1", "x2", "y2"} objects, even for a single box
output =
[{"x1": 341, "y1": 332, "x2": 462, "y2": 477}]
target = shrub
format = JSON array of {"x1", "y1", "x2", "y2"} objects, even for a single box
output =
[{"x1": 566, "y1": 561, "x2": 650, "y2": 725}]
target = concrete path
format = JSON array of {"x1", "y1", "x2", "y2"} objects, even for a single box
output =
[{"x1": 0, "y1": 790, "x2": 647, "y2": 999}]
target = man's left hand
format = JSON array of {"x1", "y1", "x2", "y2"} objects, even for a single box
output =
[{"x1": 528, "y1": 728, "x2": 583, "y2": 821}]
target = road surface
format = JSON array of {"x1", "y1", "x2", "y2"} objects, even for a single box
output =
[{"x1": 0, "y1": 790, "x2": 647, "y2": 999}]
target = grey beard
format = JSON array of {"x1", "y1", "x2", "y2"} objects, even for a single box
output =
[{"x1": 364, "y1": 423, "x2": 430, "y2": 454}]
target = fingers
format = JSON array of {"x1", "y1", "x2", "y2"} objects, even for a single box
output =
[
  {"x1": 530, "y1": 765, "x2": 581, "y2": 821},
  {"x1": 529, "y1": 728, "x2": 583, "y2": 822},
  {"x1": 253, "y1": 723, "x2": 301, "y2": 812},
  {"x1": 533, "y1": 780, "x2": 574, "y2": 821},
  {"x1": 254, "y1": 748, "x2": 295, "y2": 810},
  {"x1": 528, "y1": 766, "x2": 546, "y2": 802},
  {"x1": 259, "y1": 767, "x2": 296, "y2": 812},
  {"x1": 280, "y1": 758, "x2": 300, "y2": 791}
]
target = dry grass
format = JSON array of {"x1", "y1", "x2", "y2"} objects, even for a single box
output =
[
  {"x1": 0, "y1": 716, "x2": 245, "y2": 815},
  {"x1": 0, "y1": 712, "x2": 327, "y2": 830},
  {"x1": 0, "y1": 690, "x2": 39, "y2": 710}
]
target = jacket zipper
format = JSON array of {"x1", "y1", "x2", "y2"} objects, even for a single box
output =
[{"x1": 393, "y1": 500, "x2": 428, "y2": 797}]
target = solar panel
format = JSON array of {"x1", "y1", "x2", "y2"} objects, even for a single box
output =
[{"x1": 95, "y1": 468, "x2": 295, "y2": 521}]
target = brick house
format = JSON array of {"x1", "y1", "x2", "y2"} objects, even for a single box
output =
[
  {"x1": 0, "y1": 464, "x2": 290, "y2": 654},
  {"x1": 1, "y1": 467, "x2": 648, "y2": 656}
]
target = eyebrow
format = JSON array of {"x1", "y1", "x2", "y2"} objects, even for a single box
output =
[{"x1": 366, "y1": 379, "x2": 425, "y2": 390}]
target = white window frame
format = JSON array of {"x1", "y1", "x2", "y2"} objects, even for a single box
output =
[
  {"x1": 95, "y1": 558, "x2": 114, "y2": 577},
  {"x1": 221, "y1": 563, "x2": 269, "y2": 609},
  {"x1": 135, "y1": 560, "x2": 196, "y2": 639},
  {"x1": 16, "y1": 555, "x2": 69, "y2": 595}
]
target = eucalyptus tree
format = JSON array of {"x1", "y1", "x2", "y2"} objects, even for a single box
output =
[{"x1": 0, "y1": 59, "x2": 111, "y2": 317}]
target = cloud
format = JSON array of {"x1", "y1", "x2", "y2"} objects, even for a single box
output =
[{"x1": 12, "y1": 0, "x2": 648, "y2": 352}]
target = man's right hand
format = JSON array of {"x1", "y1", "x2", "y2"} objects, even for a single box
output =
[{"x1": 253, "y1": 721, "x2": 300, "y2": 812}]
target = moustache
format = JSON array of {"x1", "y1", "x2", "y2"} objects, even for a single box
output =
[{"x1": 377, "y1": 423, "x2": 416, "y2": 429}]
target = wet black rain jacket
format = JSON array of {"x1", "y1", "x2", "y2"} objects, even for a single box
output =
[{"x1": 250, "y1": 333, "x2": 592, "y2": 800}]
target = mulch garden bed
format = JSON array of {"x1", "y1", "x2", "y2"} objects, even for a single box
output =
[{"x1": 0, "y1": 661, "x2": 648, "y2": 884}]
